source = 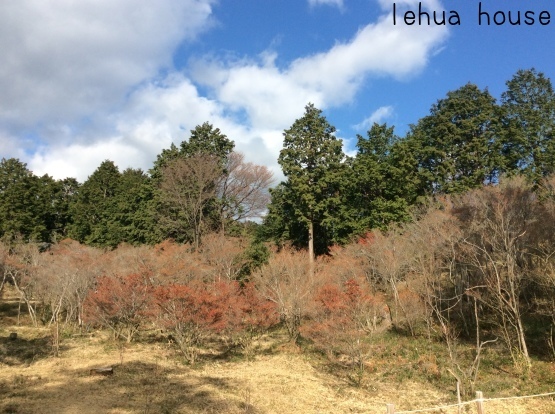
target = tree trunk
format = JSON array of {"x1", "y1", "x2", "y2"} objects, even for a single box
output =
[{"x1": 308, "y1": 220, "x2": 314, "y2": 278}]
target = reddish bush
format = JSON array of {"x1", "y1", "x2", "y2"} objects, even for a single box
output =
[
  {"x1": 83, "y1": 272, "x2": 152, "y2": 342},
  {"x1": 153, "y1": 280, "x2": 235, "y2": 364},
  {"x1": 227, "y1": 282, "x2": 279, "y2": 356},
  {"x1": 302, "y1": 278, "x2": 389, "y2": 384},
  {"x1": 153, "y1": 280, "x2": 278, "y2": 363}
]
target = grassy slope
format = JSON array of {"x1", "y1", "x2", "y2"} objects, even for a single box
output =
[{"x1": 1, "y1": 286, "x2": 555, "y2": 414}]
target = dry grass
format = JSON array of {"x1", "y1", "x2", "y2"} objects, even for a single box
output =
[
  {"x1": 0, "y1": 328, "x2": 440, "y2": 414},
  {"x1": 2, "y1": 330, "x2": 554, "y2": 414},
  {"x1": 1, "y1": 285, "x2": 555, "y2": 413}
]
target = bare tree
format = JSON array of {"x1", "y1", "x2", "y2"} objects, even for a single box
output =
[
  {"x1": 4, "y1": 242, "x2": 40, "y2": 326},
  {"x1": 252, "y1": 248, "x2": 316, "y2": 342},
  {"x1": 218, "y1": 152, "x2": 274, "y2": 231},
  {"x1": 453, "y1": 179, "x2": 536, "y2": 370},
  {"x1": 199, "y1": 233, "x2": 247, "y2": 281},
  {"x1": 358, "y1": 229, "x2": 419, "y2": 334},
  {"x1": 35, "y1": 239, "x2": 102, "y2": 327},
  {"x1": 159, "y1": 154, "x2": 222, "y2": 250}
]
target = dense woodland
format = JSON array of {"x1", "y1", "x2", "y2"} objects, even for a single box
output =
[{"x1": 2, "y1": 68, "x2": 555, "y2": 395}]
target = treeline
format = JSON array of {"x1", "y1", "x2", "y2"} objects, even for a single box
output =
[
  {"x1": 1, "y1": 69, "x2": 553, "y2": 253},
  {"x1": 264, "y1": 68, "x2": 555, "y2": 255},
  {"x1": 1, "y1": 68, "x2": 555, "y2": 390},
  {"x1": 0, "y1": 123, "x2": 273, "y2": 247}
]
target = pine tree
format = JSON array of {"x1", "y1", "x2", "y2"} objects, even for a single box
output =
[
  {"x1": 277, "y1": 103, "x2": 345, "y2": 270},
  {"x1": 69, "y1": 160, "x2": 123, "y2": 247},
  {"x1": 500, "y1": 68, "x2": 555, "y2": 183},
  {"x1": 0, "y1": 158, "x2": 59, "y2": 243},
  {"x1": 350, "y1": 123, "x2": 412, "y2": 230},
  {"x1": 409, "y1": 83, "x2": 500, "y2": 194}
]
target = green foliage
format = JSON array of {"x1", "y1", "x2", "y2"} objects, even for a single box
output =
[
  {"x1": 271, "y1": 103, "x2": 348, "y2": 254},
  {"x1": 0, "y1": 158, "x2": 61, "y2": 243},
  {"x1": 237, "y1": 239, "x2": 270, "y2": 280},
  {"x1": 67, "y1": 161, "x2": 154, "y2": 248},
  {"x1": 180, "y1": 121, "x2": 235, "y2": 162},
  {"x1": 151, "y1": 122, "x2": 235, "y2": 245},
  {"x1": 115, "y1": 168, "x2": 155, "y2": 245},
  {"x1": 500, "y1": 68, "x2": 555, "y2": 183},
  {"x1": 278, "y1": 103, "x2": 344, "y2": 225},
  {"x1": 349, "y1": 123, "x2": 414, "y2": 230},
  {"x1": 49, "y1": 177, "x2": 80, "y2": 240},
  {"x1": 409, "y1": 83, "x2": 501, "y2": 194},
  {"x1": 68, "y1": 160, "x2": 124, "y2": 248}
]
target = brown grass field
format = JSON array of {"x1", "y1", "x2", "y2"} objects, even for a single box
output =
[{"x1": 1, "y1": 286, "x2": 555, "y2": 414}]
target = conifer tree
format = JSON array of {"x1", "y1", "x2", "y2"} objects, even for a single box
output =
[
  {"x1": 277, "y1": 103, "x2": 345, "y2": 271},
  {"x1": 350, "y1": 123, "x2": 412, "y2": 230},
  {"x1": 0, "y1": 158, "x2": 59, "y2": 243},
  {"x1": 409, "y1": 83, "x2": 500, "y2": 194},
  {"x1": 500, "y1": 68, "x2": 555, "y2": 183},
  {"x1": 69, "y1": 160, "x2": 123, "y2": 247}
]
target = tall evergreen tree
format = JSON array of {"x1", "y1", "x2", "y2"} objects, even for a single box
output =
[
  {"x1": 0, "y1": 158, "x2": 59, "y2": 243},
  {"x1": 500, "y1": 68, "x2": 555, "y2": 183},
  {"x1": 350, "y1": 123, "x2": 413, "y2": 230},
  {"x1": 151, "y1": 122, "x2": 235, "y2": 244},
  {"x1": 409, "y1": 83, "x2": 500, "y2": 194},
  {"x1": 49, "y1": 177, "x2": 80, "y2": 240},
  {"x1": 181, "y1": 121, "x2": 235, "y2": 162},
  {"x1": 69, "y1": 160, "x2": 123, "y2": 247},
  {"x1": 276, "y1": 103, "x2": 345, "y2": 268},
  {"x1": 115, "y1": 168, "x2": 154, "y2": 245}
]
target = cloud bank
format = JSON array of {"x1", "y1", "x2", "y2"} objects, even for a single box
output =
[{"x1": 0, "y1": 0, "x2": 447, "y2": 182}]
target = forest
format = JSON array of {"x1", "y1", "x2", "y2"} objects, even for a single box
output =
[{"x1": 2, "y1": 68, "x2": 555, "y2": 408}]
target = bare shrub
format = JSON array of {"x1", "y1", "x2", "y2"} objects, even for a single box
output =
[
  {"x1": 199, "y1": 234, "x2": 247, "y2": 281},
  {"x1": 35, "y1": 239, "x2": 103, "y2": 327},
  {"x1": 252, "y1": 248, "x2": 316, "y2": 342}
]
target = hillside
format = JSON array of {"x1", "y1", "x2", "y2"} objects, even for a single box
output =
[{"x1": 1, "y1": 285, "x2": 555, "y2": 414}]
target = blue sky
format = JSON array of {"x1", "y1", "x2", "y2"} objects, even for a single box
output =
[{"x1": 1, "y1": 0, "x2": 554, "y2": 182}]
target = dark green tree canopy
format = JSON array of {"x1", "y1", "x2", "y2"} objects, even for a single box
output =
[
  {"x1": 500, "y1": 68, "x2": 555, "y2": 183},
  {"x1": 278, "y1": 103, "x2": 345, "y2": 223},
  {"x1": 272, "y1": 103, "x2": 347, "y2": 256},
  {"x1": 150, "y1": 122, "x2": 234, "y2": 182},
  {"x1": 409, "y1": 83, "x2": 500, "y2": 194},
  {"x1": 69, "y1": 160, "x2": 123, "y2": 247},
  {"x1": 150, "y1": 122, "x2": 236, "y2": 245},
  {"x1": 349, "y1": 123, "x2": 412, "y2": 230},
  {"x1": 0, "y1": 158, "x2": 60, "y2": 243},
  {"x1": 181, "y1": 122, "x2": 234, "y2": 162}
]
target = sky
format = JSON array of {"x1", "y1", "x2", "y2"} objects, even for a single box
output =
[{"x1": 1, "y1": 0, "x2": 554, "y2": 183}]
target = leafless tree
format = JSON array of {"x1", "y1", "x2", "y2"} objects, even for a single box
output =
[
  {"x1": 3, "y1": 242, "x2": 40, "y2": 326},
  {"x1": 159, "y1": 154, "x2": 222, "y2": 250},
  {"x1": 453, "y1": 179, "x2": 536, "y2": 370},
  {"x1": 252, "y1": 248, "x2": 316, "y2": 341},
  {"x1": 199, "y1": 233, "x2": 247, "y2": 281},
  {"x1": 35, "y1": 239, "x2": 102, "y2": 327},
  {"x1": 217, "y1": 151, "x2": 274, "y2": 231}
]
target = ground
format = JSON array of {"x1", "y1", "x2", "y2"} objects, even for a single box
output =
[{"x1": 1, "y1": 286, "x2": 555, "y2": 413}]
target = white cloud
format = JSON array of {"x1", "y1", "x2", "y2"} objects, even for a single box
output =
[
  {"x1": 354, "y1": 106, "x2": 395, "y2": 131},
  {"x1": 3, "y1": 0, "x2": 448, "y2": 185},
  {"x1": 308, "y1": 0, "x2": 344, "y2": 9},
  {"x1": 192, "y1": 3, "x2": 447, "y2": 131},
  {"x1": 0, "y1": 0, "x2": 215, "y2": 143}
]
